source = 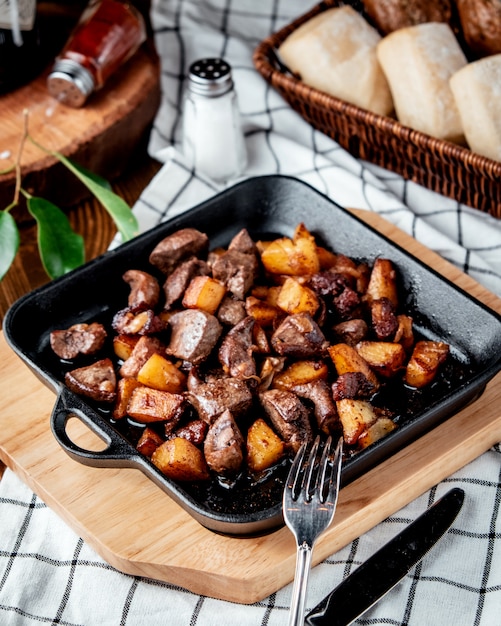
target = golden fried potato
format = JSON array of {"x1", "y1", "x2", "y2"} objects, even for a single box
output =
[
  {"x1": 404, "y1": 340, "x2": 449, "y2": 388},
  {"x1": 276, "y1": 277, "x2": 319, "y2": 316},
  {"x1": 151, "y1": 437, "x2": 210, "y2": 481},
  {"x1": 245, "y1": 296, "x2": 280, "y2": 327},
  {"x1": 365, "y1": 258, "x2": 398, "y2": 308},
  {"x1": 357, "y1": 417, "x2": 397, "y2": 449},
  {"x1": 336, "y1": 398, "x2": 378, "y2": 445},
  {"x1": 137, "y1": 353, "x2": 187, "y2": 393},
  {"x1": 113, "y1": 334, "x2": 139, "y2": 361},
  {"x1": 272, "y1": 359, "x2": 329, "y2": 391},
  {"x1": 246, "y1": 418, "x2": 285, "y2": 472},
  {"x1": 182, "y1": 275, "x2": 226, "y2": 314},
  {"x1": 355, "y1": 341, "x2": 406, "y2": 377},
  {"x1": 127, "y1": 387, "x2": 185, "y2": 423},
  {"x1": 113, "y1": 378, "x2": 144, "y2": 420},
  {"x1": 260, "y1": 223, "x2": 320, "y2": 276},
  {"x1": 328, "y1": 343, "x2": 379, "y2": 389},
  {"x1": 394, "y1": 314, "x2": 415, "y2": 351},
  {"x1": 136, "y1": 427, "x2": 164, "y2": 457}
]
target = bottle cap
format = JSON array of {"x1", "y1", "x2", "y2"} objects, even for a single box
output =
[
  {"x1": 47, "y1": 59, "x2": 95, "y2": 108},
  {"x1": 187, "y1": 58, "x2": 233, "y2": 97}
]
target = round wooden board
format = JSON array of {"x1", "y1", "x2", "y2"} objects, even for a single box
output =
[{"x1": 0, "y1": 44, "x2": 161, "y2": 219}]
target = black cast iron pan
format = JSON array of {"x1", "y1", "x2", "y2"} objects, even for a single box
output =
[{"x1": 4, "y1": 175, "x2": 501, "y2": 536}]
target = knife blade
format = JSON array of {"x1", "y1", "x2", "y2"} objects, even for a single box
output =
[{"x1": 305, "y1": 487, "x2": 465, "y2": 626}]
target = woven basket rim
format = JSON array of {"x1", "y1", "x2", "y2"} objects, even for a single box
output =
[{"x1": 252, "y1": 0, "x2": 501, "y2": 178}]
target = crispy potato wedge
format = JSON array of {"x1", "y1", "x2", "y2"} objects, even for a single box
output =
[
  {"x1": 358, "y1": 417, "x2": 397, "y2": 449},
  {"x1": 404, "y1": 340, "x2": 449, "y2": 388},
  {"x1": 182, "y1": 275, "x2": 226, "y2": 314},
  {"x1": 276, "y1": 277, "x2": 319, "y2": 316},
  {"x1": 137, "y1": 353, "x2": 187, "y2": 393},
  {"x1": 394, "y1": 314, "x2": 415, "y2": 351},
  {"x1": 246, "y1": 418, "x2": 285, "y2": 472},
  {"x1": 272, "y1": 359, "x2": 329, "y2": 390},
  {"x1": 260, "y1": 223, "x2": 320, "y2": 276},
  {"x1": 336, "y1": 398, "x2": 378, "y2": 445},
  {"x1": 245, "y1": 296, "x2": 280, "y2": 327},
  {"x1": 113, "y1": 378, "x2": 144, "y2": 419},
  {"x1": 113, "y1": 334, "x2": 139, "y2": 361},
  {"x1": 355, "y1": 341, "x2": 406, "y2": 377},
  {"x1": 127, "y1": 387, "x2": 186, "y2": 423},
  {"x1": 136, "y1": 426, "x2": 164, "y2": 457},
  {"x1": 366, "y1": 258, "x2": 398, "y2": 308},
  {"x1": 317, "y1": 246, "x2": 338, "y2": 269},
  {"x1": 328, "y1": 343, "x2": 379, "y2": 389},
  {"x1": 151, "y1": 437, "x2": 210, "y2": 481}
]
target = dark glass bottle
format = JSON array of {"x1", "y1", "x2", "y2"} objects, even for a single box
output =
[{"x1": 0, "y1": 0, "x2": 42, "y2": 93}]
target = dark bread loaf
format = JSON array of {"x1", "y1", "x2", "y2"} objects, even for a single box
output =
[
  {"x1": 362, "y1": 0, "x2": 452, "y2": 34},
  {"x1": 456, "y1": 0, "x2": 501, "y2": 57}
]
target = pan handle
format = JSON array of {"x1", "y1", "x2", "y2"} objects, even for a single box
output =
[{"x1": 51, "y1": 386, "x2": 140, "y2": 468}]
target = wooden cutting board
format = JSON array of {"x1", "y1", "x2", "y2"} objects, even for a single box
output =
[{"x1": 1, "y1": 210, "x2": 501, "y2": 604}]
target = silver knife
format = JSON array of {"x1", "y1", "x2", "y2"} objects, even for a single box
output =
[{"x1": 305, "y1": 487, "x2": 465, "y2": 626}]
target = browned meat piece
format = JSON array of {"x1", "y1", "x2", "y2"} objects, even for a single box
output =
[
  {"x1": 218, "y1": 316, "x2": 256, "y2": 380},
  {"x1": 228, "y1": 228, "x2": 259, "y2": 256},
  {"x1": 211, "y1": 250, "x2": 259, "y2": 300},
  {"x1": 259, "y1": 388, "x2": 313, "y2": 453},
  {"x1": 163, "y1": 257, "x2": 210, "y2": 310},
  {"x1": 166, "y1": 309, "x2": 222, "y2": 364},
  {"x1": 122, "y1": 270, "x2": 160, "y2": 310},
  {"x1": 309, "y1": 270, "x2": 351, "y2": 296},
  {"x1": 271, "y1": 313, "x2": 329, "y2": 358},
  {"x1": 170, "y1": 419, "x2": 208, "y2": 446},
  {"x1": 65, "y1": 358, "x2": 117, "y2": 403},
  {"x1": 371, "y1": 297, "x2": 398, "y2": 340},
  {"x1": 332, "y1": 319, "x2": 368, "y2": 346},
  {"x1": 217, "y1": 295, "x2": 247, "y2": 326},
  {"x1": 187, "y1": 373, "x2": 253, "y2": 424},
  {"x1": 333, "y1": 286, "x2": 361, "y2": 320},
  {"x1": 149, "y1": 228, "x2": 209, "y2": 275},
  {"x1": 112, "y1": 308, "x2": 166, "y2": 336},
  {"x1": 204, "y1": 409, "x2": 245, "y2": 474},
  {"x1": 292, "y1": 379, "x2": 340, "y2": 435},
  {"x1": 120, "y1": 336, "x2": 166, "y2": 378},
  {"x1": 50, "y1": 322, "x2": 107, "y2": 360},
  {"x1": 331, "y1": 371, "x2": 375, "y2": 401}
]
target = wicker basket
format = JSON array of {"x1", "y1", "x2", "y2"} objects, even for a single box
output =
[{"x1": 253, "y1": 0, "x2": 501, "y2": 219}]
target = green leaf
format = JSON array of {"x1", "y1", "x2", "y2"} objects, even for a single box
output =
[
  {"x1": 0, "y1": 211, "x2": 20, "y2": 281},
  {"x1": 54, "y1": 153, "x2": 139, "y2": 242},
  {"x1": 27, "y1": 196, "x2": 85, "y2": 279}
]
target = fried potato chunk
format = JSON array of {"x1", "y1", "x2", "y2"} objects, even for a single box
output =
[
  {"x1": 151, "y1": 437, "x2": 210, "y2": 481},
  {"x1": 404, "y1": 340, "x2": 449, "y2": 388},
  {"x1": 246, "y1": 418, "x2": 285, "y2": 472},
  {"x1": 357, "y1": 417, "x2": 397, "y2": 449},
  {"x1": 127, "y1": 387, "x2": 185, "y2": 423},
  {"x1": 355, "y1": 341, "x2": 406, "y2": 377},
  {"x1": 136, "y1": 427, "x2": 164, "y2": 457},
  {"x1": 137, "y1": 353, "x2": 187, "y2": 393},
  {"x1": 260, "y1": 223, "x2": 320, "y2": 276},
  {"x1": 272, "y1": 359, "x2": 329, "y2": 390},
  {"x1": 328, "y1": 343, "x2": 379, "y2": 389},
  {"x1": 366, "y1": 258, "x2": 398, "y2": 308},
  {"x1": 277, "y1": 277, "x2": 320, "y2": 316},
  {"x1": 182, "y1": 275, "x2": 227, "y2": 314},
  {"x1": 336, "y1": 398, "x2": 378, "y2": 445}
]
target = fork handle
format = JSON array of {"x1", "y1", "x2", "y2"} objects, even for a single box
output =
[{"x1": 288, "y1": 541, "x2": 313, "y2": 626}]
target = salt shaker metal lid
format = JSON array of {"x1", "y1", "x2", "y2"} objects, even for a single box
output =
[{"x1": 187, "y1": 58, "x2": 234, "y2": 97}]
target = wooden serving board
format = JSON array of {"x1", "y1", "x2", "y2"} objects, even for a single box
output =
[{"x1": 1, "y1": 211, "x2": 501, "y2": 605}]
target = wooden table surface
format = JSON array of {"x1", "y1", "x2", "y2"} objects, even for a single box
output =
[{"x1": 0, "y1": 153, "x2": 161, "y2": 326}]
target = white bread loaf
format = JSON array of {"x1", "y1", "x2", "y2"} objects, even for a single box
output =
[
  {"x1": 278, "y1": 6, "x2": 393, "y2": 116},
  {"x1": 376, "y1": 22, "x2": 467, "y2": 142},
  {"x1": 450, "y1": 54, "x2": 501, "y2": 162}
]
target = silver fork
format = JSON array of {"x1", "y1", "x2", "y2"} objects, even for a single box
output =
[{"x1": 284, "y1": 435, "x2": 344, "y2": 626}]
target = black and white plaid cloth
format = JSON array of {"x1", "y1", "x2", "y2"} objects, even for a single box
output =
[{"x1": 1, "y1": 1, "x2": 501, "y2": 624}]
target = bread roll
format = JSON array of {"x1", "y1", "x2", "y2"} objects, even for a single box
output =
[
  {"x1": 450, "y1": 54, "x2": 501, "y2": 161},
  {"x1": 456, "y1": 0, "x2": 501, "y2": 58},
  {"x1": 377, "y1": 23, "x2": 467, "y2": 142},
  {"x1": 278, "y1": 6, "x2": 393, "y2": 116},
  {"x1": 362, "y1": 0, "x2": 452, "y2": 35}
]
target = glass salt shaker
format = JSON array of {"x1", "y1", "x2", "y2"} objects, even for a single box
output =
[{"x1": 182, "y1": 58, "x2": 247, "y2": 183}]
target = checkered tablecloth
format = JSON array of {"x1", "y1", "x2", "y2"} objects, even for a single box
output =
[{"x1": 1, "y1": 1, "x2": 501, "y2": 625}]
